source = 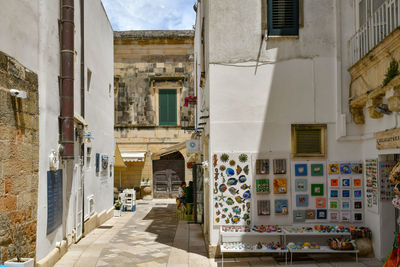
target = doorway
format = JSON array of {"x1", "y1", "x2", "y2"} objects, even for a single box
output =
[{"x1": 153, "y1": 151, "x2": 185, "y2": 198}]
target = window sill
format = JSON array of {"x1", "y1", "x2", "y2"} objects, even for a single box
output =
[{"x1": 266, "y1": 35, "x2": 299, "y2": 40}]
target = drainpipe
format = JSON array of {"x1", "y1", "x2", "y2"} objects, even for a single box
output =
[
  {"x1": 60, "y1": 0, "x2": 74, "y2": 159},
  {"x1": 80, "y1": 0, "x2": 85, "y2": 117}
]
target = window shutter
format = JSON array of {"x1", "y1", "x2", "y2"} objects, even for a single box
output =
[
  {"x1": 159, "y1": 89, "x2": 177, "y2": 126},
  {"x1": 267, "y1": 0, "x2": 299, "y2": 36},
  {"x1": 296, "y1": 129, "x2": 322, "y2": 154}
]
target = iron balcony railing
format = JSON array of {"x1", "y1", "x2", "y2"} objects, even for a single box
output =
[{"x1": 350, "y1": 0, "x2": 400, "y2": 66}]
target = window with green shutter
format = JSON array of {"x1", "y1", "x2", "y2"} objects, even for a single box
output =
[
  {"x1": 159, "y1": 89, "x2": 177, "y2": 126},
  {"x1": 267, "y1": 0, "x2": 299, "y2": 36}
]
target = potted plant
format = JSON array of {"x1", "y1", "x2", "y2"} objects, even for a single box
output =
[
  {"x1": 4, "y1": 224, "x2": 34, "y2": 267},
  {"x1": 114, "y1": 201, "x2": 122, "y2": 217}
]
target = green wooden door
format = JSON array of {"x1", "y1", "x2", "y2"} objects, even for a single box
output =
[{"x1": 159, "y1": 89, "x2": 177, "y2": 126}]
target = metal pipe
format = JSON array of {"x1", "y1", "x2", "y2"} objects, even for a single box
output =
[
  {"x1": 80, "y1": 0, "x2": 85, "y2": 117},
  {"x1": 60, "y1": 0, "x2": 74, "y2": 159}
]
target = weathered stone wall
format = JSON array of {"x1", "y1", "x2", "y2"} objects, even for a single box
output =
[
  {"x1": 0, "y1": 51, "x2": 38, "y2": 263},
  {"x1": 114, "y1": 31, "x2": 195, "y2": 127}
]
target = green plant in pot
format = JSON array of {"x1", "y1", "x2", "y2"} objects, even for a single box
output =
[{"x1": 114, "y1": 201, "x2": 122, "y2": 217}]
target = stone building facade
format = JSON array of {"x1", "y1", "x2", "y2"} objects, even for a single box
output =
[
  {"x1": 114, "y1": 30, "x2": 195, "y2": 198},
  {"x1": 0, "y1": 51, "x2": 39, "y2": 262}
]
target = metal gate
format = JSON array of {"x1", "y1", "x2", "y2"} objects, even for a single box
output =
[{"x1": 153, "y1": 159, "x2": 185, "y2": 198}]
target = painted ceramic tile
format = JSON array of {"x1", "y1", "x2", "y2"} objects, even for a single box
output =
[
  {"x1": 296, "y1": 194, "x2": 309, "y2": 207},
  {"x1": 342, "y1": 201, "x2": 351, "y2": 210},
  {"x1": 315, "y1": 197, "x2": 326, "y2": 208},
  {"x1": 342, "y1": 178, "x2": 351, "y2": 187},
  {"x1": 341, "y1": 189, "x2": 351, "y2": 198},
  {"x1": 293, "y1": 210, "x2": 306, "y2": 222},
  {"x1": 256, "y1": 159, "x2": 269, "y2": 174},
  {"x1": 316, "y1": 209, "x2": 327, "y2": 219},
  {"x1": 341, "y1": 211, "x2": 351, "y2": 222},
  {"x1": 274, "y1": 199, "x2": 288, "y2": 215},
  {"x1": 353, "y1": 178, "x2": 362, "y2": 187},
  {"x1": 330, "y1": 179, "x2": 339, "y2": 187},
  {"x1": 354, "y1": 189, "x2": 362, "y2": 198},
  {"x1": 273, "y1": 178, "x2": 287, "y2": 194},
  {"x1": 330, "y1": 211, "x2": 339, "y2": 221},
  {"x1": 295, "y1": 164, "x2": 308, "y2": 176},
  {"x1": 311, "y1": 184, "x2": 324, "y2": 196},
  {"x1": 238, "y1": 153, "x2": 248, "y2": 163},
  {"x1": 311, "y1": 164, "x2": 324, "y2": 176},
  {"x1": 257, "y1": 200, "x2": 270, "y2": 216},
  {"x1": 273, "y1": 159, "x2": 287, "y2": 174},
  {"x1": 340, "y1": 163, "x2": 351, "y2": 174},
  {"x1": 328, "y1": 163, "x2": 339, "y2": 174},
  {"x1": 305, "y1": 209, "x2": 316, "y2": 219},
  {"x1": 295, "y1": 179, "x2": 307, "y2": 192},
  {"x1": 354, "y1": 212, "x2": 363, "y2": 222},
  {"x1": 351, "y1": 163, "x2": 363, "y2": 174},
  {"x1": 329, "y1": 200, "x2": 339, "y2": 209},
  {"x1": 256, "y1": 179, "x2": 269, "y2": 193},
  {"x1": 354, "y1": 201, "x2": 362, "y2": 209},
  {"x1": 330, "y1": 190, "x2": 339, "y2": 198}
]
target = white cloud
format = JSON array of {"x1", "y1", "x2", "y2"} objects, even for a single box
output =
[{"x1": 101, "y1": 0, "x2": 197, "y2": 31}]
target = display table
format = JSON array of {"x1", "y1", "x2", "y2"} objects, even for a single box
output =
[{"x1": 288, "y1": 246, "x2": 359, "y2": 264}]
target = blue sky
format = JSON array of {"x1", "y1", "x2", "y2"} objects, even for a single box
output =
[{"x1": 102, "y1": 0, "x2": 197, "y2": 31}]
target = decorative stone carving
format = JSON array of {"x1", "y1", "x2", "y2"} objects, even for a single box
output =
[
  {"x1": 367, "y1": 97, "x2": 384, "y2": 119},
  {"x1": 388, "y1": 87, "x2": 400, "y2": 112},
  {"x1": 350, "y1": 107, "x2": 365, "y2": 124}
]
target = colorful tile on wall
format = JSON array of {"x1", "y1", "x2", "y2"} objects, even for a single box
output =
[
  {"x1": 295, "y1": 179, "x2": 307, "y2": 192},
  {"x1": 257, "y1": 200, "x2": 270, "y2": 216},
  {"x1": 295, "y1": 164, "x2": 308, "y2": 176},
  {"x1": 256, "y1": 159, "x2": 269, "y2": 174},
  {"x1": 256, "y1": 179, "x2": 269, "y2": 193},
  {"x1": 315, "y1": 197, "x2": 326, "y2": 208},
  {"x1": 293, "y1": 210, "x2": 306, "y2": 222},
  {"x1": 328, "y1": 163, "x2": 339, "y2": 174},
  {"x1": 311, "y1": 164, "x2": 324, "y2": 176},
  {"x1": 296, "y1": 194, "x2": 309, "y2": 207},
  {"x1": 273, "y1": 159, "x2": 287, "y2": 174},
  {"x1": 274, "y1": 199, "x2": 288, "y2": 215},
  {"x1": 273, "y1": 178, "x2": 287, "y2": 194},
  {"x1": 305, "y1": 209, "x2": 316, "y2": 219},
  {"x1": 311, "y1": 184, "x2": 324, "y2": 196}
]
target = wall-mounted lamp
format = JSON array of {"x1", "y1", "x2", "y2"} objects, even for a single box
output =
[{"x1": 375, "y1": 103, "x2": 392, "y2": 115}]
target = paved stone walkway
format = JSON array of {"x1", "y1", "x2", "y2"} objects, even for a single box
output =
[{"x1": 55, "y1": 200, "x2": 384, "y2": 267}]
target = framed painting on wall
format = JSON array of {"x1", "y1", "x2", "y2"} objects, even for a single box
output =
[
  {"x1": 330, "y1": 189, "x2": 339, "y2": 198},
  {"x1": 354, "y1": 189, "x2": 362, "y2": 198},
  {"x1": 340, "y1": 163, "x2": 351, "y2": 174},
  {"x1": 295, "y1": 179, "x2": 307, "y2": 192},
  {"x1": 256, "y1": 159, "x2": 269, "y2": 175},
  {"x1": 273, "y1": 178, "x2": 287, "y2": 194},
  {"x1": 274, "y1": 199, "x2": 288, "y2": 215},
  {"x1": 273, "y1": 159, "x2": 287, "y2": 174},
  {"x1": 311, "y1": 184, "x2": 324, "y2": 196},
  {"x1": 341, "y1": 189, "x2": 351, "y2": 198},
  {"x1": 311, "y1": 164, "x2": 324, "y2": 176},
  {"x1": 305, "y1": 209, "x2": 316, "y2": 219},
  {"x1": 354, "y1": 201, "x2": 362, "y2": 209},
  {"x1": 293, "y1": 210, "x2": 306, "y2": 222},
  {"x1": 330, "y1": 211, "x2": 339, "y2": 221},
  {"x1": 296, "y1": 194, "x2": 309, "y2": 207},
  {"x1": 353, "y1": 178, "x2": 362, "y2": 187},
  {"x1": 329, "y1": 200, "x2": 339, "y2": 209},
  {"x1": 316, "y1": 209, "x2": 327, "y2": 219},
  {"x1": 315, "y1": 197, "x2": 326, "y2": 208},
  {"x1": 328, "y1": 163, "x2": 339, "y2": 174},
  {"x1": 330, "y1": 178, "x2": 339, "y2": 187},
  {"x1": 354, "y1": 212, "x2": 363, "y2": 222},
  {"x1": 341, "y1": 211, "x2": 351, "y2": 222},
  {"x1": 257, "y1": 200, "x2": 270, "y2": 216},
  {"x1": 256, "y1": 179, "x2": 269, "y2": 193},
  {"x1": 341, "y1": 178, "x2": 351, "y2": 187},
  {"x1": 342, "y1": 201, "x2": 351, "y2": 210},
  {"x1": 295, "y1": 164, "x2": 308, "y2": 176}
]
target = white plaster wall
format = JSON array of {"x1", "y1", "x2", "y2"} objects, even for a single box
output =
[{"x1": 83, "y1": 0, "x2": 114, "y2": 216}]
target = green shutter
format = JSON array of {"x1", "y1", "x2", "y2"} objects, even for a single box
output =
[
  {"x1": 267, "y1": 0, "x2": 299, "y2": 36},
  {"x1": 159, "y1": 89, "x2": 177, "y2": 126}
]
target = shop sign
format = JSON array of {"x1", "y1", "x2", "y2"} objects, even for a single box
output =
[{"x1": 376, "y1": 128, "x2": 400, "y2": 150}]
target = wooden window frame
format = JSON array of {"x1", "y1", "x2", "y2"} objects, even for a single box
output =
[{"x1": 291, "y1": 124, "x2": 327, "y2": 158}]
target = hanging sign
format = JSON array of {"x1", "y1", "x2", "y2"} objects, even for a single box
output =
[
  {"x1": 186, "y1": 139, "x2": 200, "y2": 153},
  {"x1": 376, "y1": 128, "x2": 400, "y2": 150}
]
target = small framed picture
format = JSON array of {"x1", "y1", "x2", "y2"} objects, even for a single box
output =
[
  {"x1": 342, "y1": 201, "x2": 351, "y2": 210},
  {"x1": 340, "y1": 163, "x2": 351, "y2": 174},
  {"x1": 295, "y1": 164, "x2": 308, "y2": 176},
  {"x1": 256, "y1": 159, "x2": 269, "y2": 175},
  {"x1": 329, "y1": 200, "x2": 339, "y2": 209},
  {"x1": 351, "y1": 163, "x2": 363, "y2": 174},
  {"x1": 296, "y1": 194, "x2": 309, "y2": 207},
  {"x1": 256, "y1": 179, "x2": 270, "y2": 193},
  {"x1": 273, "y1": 178, "x2": 287, "y2": 194},
  {"x1": 257, "y1": 200, "x2": 271, "y2": 216},
  {"x1": 354, "y1": 190, "x2": 362, "y2": 198},
  {"x1": 311, "y1": 184, "x2": 324, "y2": 196},
  {"x1": 311, "y1": 164, "x2": 324, "y2": 176},
  {"x1": 317, "y1": 209, "x2": 327, "y2": 219},
  {"x1": 341, "y1": 211, "x2": 351, "y2": 222},
  {"x1": 330, "y1": 211, "x2": 339, "y2": 221},
  {"x1": 305, "y1": 209, "x2": 316, "y2": 219},
  {"x1": 341, "y1": 178, "x2": 351, "y2": 187},
  {"x1": 315, "y1": 197, "x2": 326, "y2": 208},
  {"x1": 354, "y1": 201, "x2": 362, "y2": 209},
  {"x1": 341, "y1": 189, "x2": 351, "y2": 198},
  {"x1": 293, "y1": 210, "x2": 306, "y2": 222},
  {"x1": 330, "y1": 179, "x2": 339, "y2": 187},
  {"x1": 330, "y1": 189, "x2": 339, "y2": 198},
  {"x1": 275, "y1": 199, "x2": 289, "y2": 215},
  {"x1": 353, "y1": 178, "x2": 362, "y2": 187},
  {"x1": 273, "y1": 159, "x2": 287, "y2": 174},
  {"x1": 328, "y1": 163, "x2": 339, "y2": 174},
  {"x1": 354, "y1": 212, "x2": 363, "y2": 222},
  {"x1": 295, "y1": 179, "x2": 307, "y2": 192}
]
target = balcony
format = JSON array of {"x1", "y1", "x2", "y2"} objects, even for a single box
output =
[{"x1": 350, "y1": 0, "x2": 400, "y2": 66}]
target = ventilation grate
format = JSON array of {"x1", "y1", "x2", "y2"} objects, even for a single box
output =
[{"x1": 296, "y1": 129, "x2": 321, "y2": 154}]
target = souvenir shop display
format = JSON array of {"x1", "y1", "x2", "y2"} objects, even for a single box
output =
[
  {"x1": 365, "y1": 159, "x2": 378, "y2": 212},
  {"x1": 379, "y1": 161, "x2": 396, "y2": 200},
  {"x1": 328, "y1": 161, "x2": 364, "y2": 222},
  {"x1": 390, "y1": 162, "x2": 400, "y2": 210},
  {"x1": 257, "y1": 200, "x2": 270, "y2": 216},
  {"x1": 213, "y1": 153, "x2": 252, "y2": 225}
]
